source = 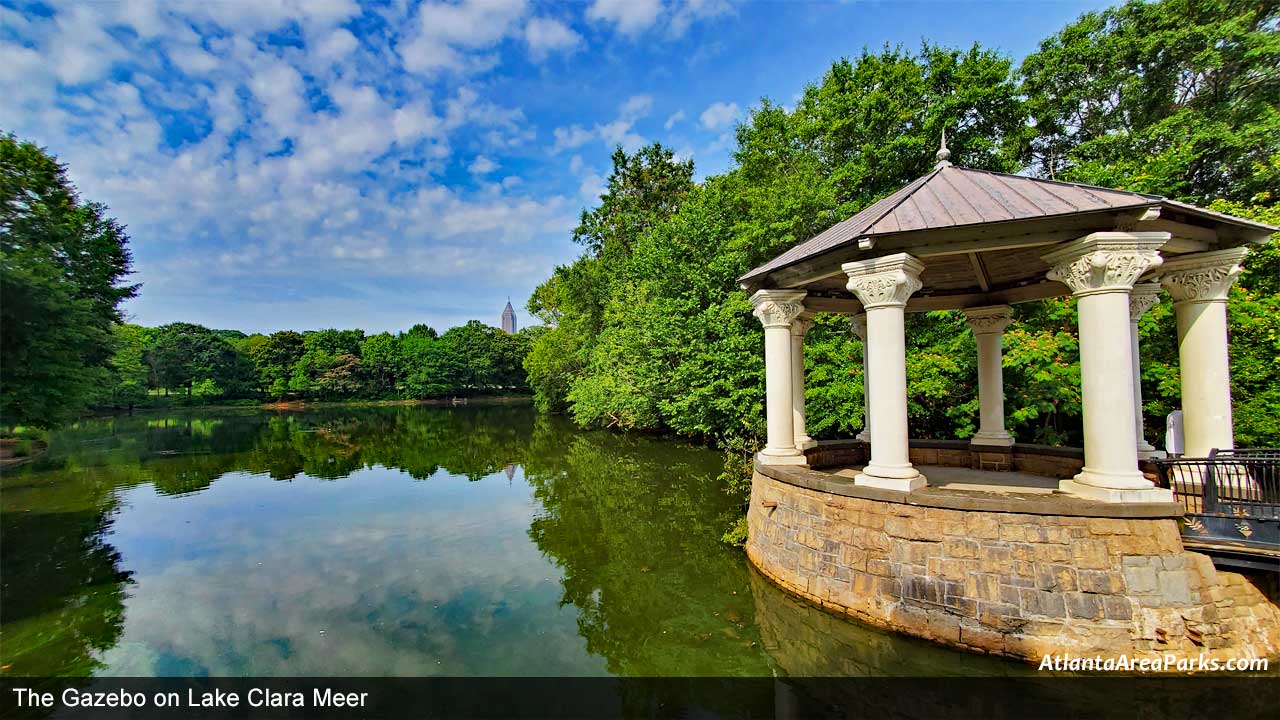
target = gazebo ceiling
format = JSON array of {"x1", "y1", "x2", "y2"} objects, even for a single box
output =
[{"x1": 740, "y1": 161, "x2": 1277, "y2": 313}]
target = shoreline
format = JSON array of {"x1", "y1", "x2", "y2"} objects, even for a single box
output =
[{"x1": 89, "y1": 395, "x2": 534, "y2": 418}]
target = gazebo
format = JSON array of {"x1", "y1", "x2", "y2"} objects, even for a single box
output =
[
  {"x1": 736, "y1": 140, "x2": 1280, "y2": 664},
  {"x1": 739, "y1": 140, "x2": 1275, "y2": 504}
]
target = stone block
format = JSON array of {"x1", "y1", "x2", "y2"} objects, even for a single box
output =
[
  {"x1": 966, "y1": 573, "x2": 1002, "y2": 602},
  {"x1": 906, "y1": 519, "x2": 945, "y2": 542},
  {"x1": 977, "y1": 602, "x2": 1025, "y2": 631},
  {"x1": 1072, "y1": 541, "x2": 1110, "y2": 570},
  {"x1": 1087, "y1": 518, "x2": 1132, "y2": 535},
  {"x1": 944, "y1": 594, "x2": 979, "y2": 618},
  {"x1": 1077, "y1": 569, "x2": 1124, "y2": 595},
  {"x1": 998, "y1": 583, "x2": 1021, "y2": 605},
  {"x1": 1035, "y1": 544, "x2": 1073, "y2": 564},
  {"x1": 1035, "y1": 564, "x2": 1078, "y2": 592},
  {"x1": 978, "y1": 545, "x2": 1012, "y2": 573},
  {"x1": 1157, "y1": 570, "x2": 1194, "y2": 606},
  {"x1": 1123, "y1": 565, "x2": 1158, "y2": 594},
  {"x1": 929, "y1": 557, "x2": 978, "y2": 582},
  {"x1": 903, "y1": 575, "x2": 946, "y2": 605},
  {"x1": 1103, "y1": 596, "x2": 1134, "y2": 622},
  {"x1": 1066, "y1": 592, "x2": 1105, "y2": 620},
  {"x1": 1019, "y1": 588, "x2": 1067, "y2": 618},
  {"x1": 944, "y1": 538, "x2": 979, "y2": 558},
  {"x1": 866, "y1": 558, "x2": 891, "y2": 577},
  {"x1": 884, "y1": 516, "x2": 911, "y2": 539},
  {"x1": 925, "y1": 612, "x2": 962, "y2": 644},
  {"x1": 960, "y1": 624, "x2": 1006, "y2": 654},
  {"x1": 964, "y1": 513, "x2": 1001, "y2": 540}
]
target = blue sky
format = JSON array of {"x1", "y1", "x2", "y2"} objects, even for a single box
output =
[{"x1": 1, "y1": 0, "x2": 1107, "y2": 335}]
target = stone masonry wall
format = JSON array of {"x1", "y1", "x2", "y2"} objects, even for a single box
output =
[{"x1": 747, "y1": 470, "x2": 1280, "y2": 664}]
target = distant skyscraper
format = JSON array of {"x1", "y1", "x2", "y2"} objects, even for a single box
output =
[{"x1": 501, "y1": 299, "x2": 517, "y2": 334}]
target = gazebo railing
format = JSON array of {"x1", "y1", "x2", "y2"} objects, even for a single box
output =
[{"x1": 1152, "y1": 449, "x2": 1280, "y2": 552}]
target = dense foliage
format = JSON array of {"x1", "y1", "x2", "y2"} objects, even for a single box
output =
[
  {"x1": 1, "y1": 135, "x2": 137, "y2": 428},
  {"x1": 99, "y1": 320, "x2": 537, "y2": 407},
  {"x1": 524, "y1": 0, "x2": 1280, "y2": 502}
]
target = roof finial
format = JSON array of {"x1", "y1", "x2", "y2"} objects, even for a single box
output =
[{"x1": 935, "y1": 126, "x2": 952, "y2": 168}]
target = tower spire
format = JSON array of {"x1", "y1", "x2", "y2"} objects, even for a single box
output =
[{"x1": 935, "y1": 126, "x2": 952, "y2": 168}]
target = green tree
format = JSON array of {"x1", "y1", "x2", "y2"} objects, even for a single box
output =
[
  {"x1": 1020, "y1": 0, "x2": 1280, "y2": 203},
  {"x1": 146, "y1": 323, "x2": 253, "y2": 399},
  {"x1": 0, "y1": 134, "x2": 137, "y2": 428},
  {"x1": 246, "y1": 330, "x2": 305, "y2": 399},
  {"x1": 101, "y1": 323, "x2": 151, "y2": 409},
  {"x1": 403, "y1": 333, "x2": 465, "y2": 398},
  {"x1": 524, "y1": 144, "x2": 697, "y2": 415},
  {"x1": 794, "y1": 43, "x2": 1028, "y2": 213},
  {"x1": 360, "y1": 332, "x2": 405, "y2": 396}
]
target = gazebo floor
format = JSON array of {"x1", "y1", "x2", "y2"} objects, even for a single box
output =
[{"x1": 828, "y1": 464, "x2": 1060, "y2": 495}]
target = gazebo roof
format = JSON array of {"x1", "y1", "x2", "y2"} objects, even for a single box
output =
[{"x1": 740, "y1": 163, "x2": 1277, "y2": 288}]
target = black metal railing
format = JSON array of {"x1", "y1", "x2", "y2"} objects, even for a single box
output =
[{"x1": 1152, "y1": 449, "x2": 1279, "y2": 553}]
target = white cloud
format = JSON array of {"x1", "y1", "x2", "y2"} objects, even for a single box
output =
[
  {"x1": 579, "y1": 172, "x2": 605, "y2": 203},
  {"x1": 699, "y1": 101, "x2": 739, "y2": 130},
  {"x1": 524, "y1": 17, "x2": 582, "y2": 60},
  {"x1": 619, "y1": 94, "x2": 653, "y2": 120},
  {"x1": 399, "y1": 0, "x2": 528, "y2": 75},
  {"x1": 663, "y1": 110, "x2": 685, "y2": 130},
  {"x1": 596, "y1": 119, "x2": 644, "y2": 151},
  {"x1": 50, "y1": 5, "x2": 129, "y2": 85},
  {"x1": 468, "y1": 155, "x2": 498, "y2": 175},
  {"x1": 551, "y1": 95, "x2": 651, "y2": 153},
  {"x1": 669, "y1": 0, "x2": 734, "y2": 37},
  {"x1": 0, "y1": 2, "x2": 578, "y2": 333},
  {"x1": 586, "y1": 0, "x2": 663, "y2": 35},
  {"x1": 313, "y1": 28, "x2": 359, "y2": 63},
  {"x1": 553, "y1": 125, "x2": 595, "y2": 152}
]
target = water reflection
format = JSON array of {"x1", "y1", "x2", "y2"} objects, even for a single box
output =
[{"x1": 2, "y1": 405, "x2": 1023, "y2": 678}]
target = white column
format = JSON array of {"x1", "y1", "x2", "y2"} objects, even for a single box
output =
[
  {"x1": 1128, "y1": 283, "x2": 1163, "y2": 458},
  {"x1": 842, "y1": 253, "x2": 927, "y2": 492},
  {"x1": 751, "y1": 289, "x2": 809, "y2": 466},
  {"x1": 962, "y1": 305, "x2": 1014, "y2": 447},
  {"x1": 791, "y1": 315, "x2": 816, "y2": 450},
  {"x1": 850, "y1": 313, "x2": 871, "y2": 443},
  {"x1": 1042, "y1": 231, "x2": 1173, "y2": 503},
  {"x1": 1160, "y1": 248, "x2": 1248, "y2": 457}
]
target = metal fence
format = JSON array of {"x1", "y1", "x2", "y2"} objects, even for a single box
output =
[{"x1": 1152, "y1": 449, "x2": 1279, "y2": 551}]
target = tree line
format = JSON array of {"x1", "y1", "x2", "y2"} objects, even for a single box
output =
[
  {"x1": 522, "y1": 0, "x2": 1280, "y2": 475},
  {"x1": 103, "y1": 320, "x2": 539, "y2": 410},
  {"x1": 1, "y1": 136, "x2": 537, "y2": 427},
  {"x1": 3, "y1": 0, "x2": 1276, "y2": 455}
]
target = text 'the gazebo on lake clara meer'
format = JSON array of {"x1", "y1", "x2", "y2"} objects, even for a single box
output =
[{"x1": 737, "y1": 138, "x2": 1280, "y2": 664}]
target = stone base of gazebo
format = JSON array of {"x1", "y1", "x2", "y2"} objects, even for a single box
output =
[{"x1": 747, "y1": 443, "x2": 1280, "y2": 665}]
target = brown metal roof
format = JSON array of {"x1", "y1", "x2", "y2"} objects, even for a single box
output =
[{"x1": 741, "y1": 164, "x2": 1172, "y2": 282}]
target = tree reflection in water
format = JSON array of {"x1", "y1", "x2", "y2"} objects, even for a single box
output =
[{"x1": 2, "y1": 405, "x2": 1026, "y2": 682}]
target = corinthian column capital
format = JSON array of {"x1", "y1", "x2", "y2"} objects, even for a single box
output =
[
  {"x1": 962, "y1": 305, "x2": 1014, "y2": 335},
  {"x1": 1159, "y1": 247, "x2": 1249, "y2": 304},
  {"x1": 849, "y1": 313, "x2": 867, "y2": 341},
  {"x1": 842, "y1": 253, "x2": 925, "y2": 309},
  {"x1": 1042, "y1": 232, "x2": 1169, "y2": 296},
  {"x1": 1128, "y1": 282, "x2": 1163, "y2": 321},
  {"x1": 791, "y1": 315, "x2": 815, "y2": 339},
  {"x1": 750, "y1": 289, "x2": 807, "y2": 328}
]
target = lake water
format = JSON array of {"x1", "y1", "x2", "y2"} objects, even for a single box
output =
[{"x1": 1, "y1": 404, "x2": 1030, "y2": 678}]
